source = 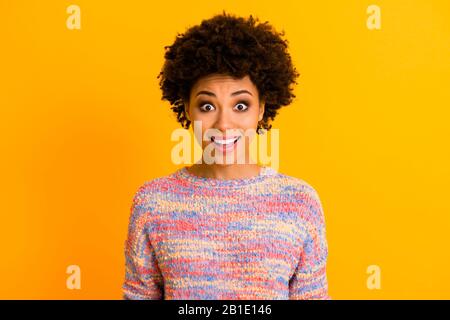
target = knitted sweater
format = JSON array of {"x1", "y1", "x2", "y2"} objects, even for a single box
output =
[{"x1": 122, "y1": 166, "x2": 330, "y2": 300}]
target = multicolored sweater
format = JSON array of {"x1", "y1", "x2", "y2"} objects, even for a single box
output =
[{"x1": 123, "y1": 166, "x2": 330, "y2": 300}]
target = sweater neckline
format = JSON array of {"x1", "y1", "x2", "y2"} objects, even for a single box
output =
[{"x1": 176, "y1": 165, "x2": 276, "y2": 188}]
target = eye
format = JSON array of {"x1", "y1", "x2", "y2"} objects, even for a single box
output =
[
  {"x1": 199, "y1": 103, "x2": 215, "y2": 112},
  {"x1": 234, "y1": 102, "x2": 249, "y2": 112}
]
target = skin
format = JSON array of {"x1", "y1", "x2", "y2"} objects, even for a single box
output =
[{"x1": 184, "y1": 73, "x2": 265, "y2": 180}]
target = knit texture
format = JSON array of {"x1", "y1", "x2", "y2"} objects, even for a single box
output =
[{"x1": 123, "y1": 166, "x2": 330, "y2": 300}]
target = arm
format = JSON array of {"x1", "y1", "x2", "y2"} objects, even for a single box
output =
[
  {"x1": 289, "y1": 186, "x2": 331, "y2": 300},
  {"x1": 122, "y1": 185, "x2": 164, "y2": 300}
]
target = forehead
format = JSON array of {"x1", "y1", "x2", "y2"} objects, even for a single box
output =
[{"x1": 190, "y1": 73, "x2": 258, "y2": 96}]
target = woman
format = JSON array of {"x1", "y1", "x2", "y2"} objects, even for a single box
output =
[{"x1": 123, "y1": 11, "x2": 330, "y2": 300}]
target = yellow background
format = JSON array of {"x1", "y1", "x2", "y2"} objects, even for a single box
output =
[{"x1": 1, "y1": 0, "x2": 449, "y2": 299}]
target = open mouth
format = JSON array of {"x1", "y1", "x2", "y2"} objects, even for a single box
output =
[{"x1": 211, "y1": 136, "x2": 241, "y2": 146}]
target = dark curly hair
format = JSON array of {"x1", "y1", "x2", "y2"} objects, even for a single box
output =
[{"x1": 157, "y1": 11, "x2": 300, "y2": 134}]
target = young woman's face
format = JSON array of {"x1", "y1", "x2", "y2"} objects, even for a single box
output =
[{"x1": 185, "y1": 73, "x2": 265, "y2": 165}]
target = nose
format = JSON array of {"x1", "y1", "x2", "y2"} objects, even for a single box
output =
[{"x1": 213, "y1": 107, "x2": 235, "y2": 135}]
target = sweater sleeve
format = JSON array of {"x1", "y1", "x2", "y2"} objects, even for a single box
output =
[
  {"x1": 122, "y1": 185, "x2": 164, "y2": 300},
  {"x1": 289, "y1": 185, "x2": 331, "y2": 300}
]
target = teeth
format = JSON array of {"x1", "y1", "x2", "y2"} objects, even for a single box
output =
[{"x1": 213, "y1": 137, "x2": 239, "y2": 145}]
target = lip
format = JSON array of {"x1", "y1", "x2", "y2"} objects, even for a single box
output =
[
  {"x1": 211, "y1": 136, "x2": 240, "y2": 142},
  {"x1": 211, "y1": 136, "x2": 241, "y2": 153}
]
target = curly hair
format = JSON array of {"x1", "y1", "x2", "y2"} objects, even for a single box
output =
[{"x1": 157, "y1": 11, "x2": 300, "y2": 134}]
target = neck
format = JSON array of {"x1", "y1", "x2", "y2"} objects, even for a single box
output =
[{"x1": 187, "y1": 162, "x2": 262, "y2": 180}]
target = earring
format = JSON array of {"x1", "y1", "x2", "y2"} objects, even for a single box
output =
[{"x1": 257, "y1": 122, "x2": 264, "y2": 135}]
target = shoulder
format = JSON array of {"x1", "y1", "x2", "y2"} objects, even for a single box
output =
[
  {"x1": 275, "y1": 171, "x2": 322, "y2": 203},
  {"x1": 274, "y1": 171, "x2": 325, "y2": 225},
  {"x1": 133, "y1": 168, "x2": 184, "y2": 200},
  {"x1": 128, "y1": 171, "x2": 178, "y2": 219}
]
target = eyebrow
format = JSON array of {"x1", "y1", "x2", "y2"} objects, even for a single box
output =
[{"x1": 195, "y1": 90, "x2": 253, "y2": 97}]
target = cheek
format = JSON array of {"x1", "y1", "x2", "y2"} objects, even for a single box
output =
[
  {"x1": 239, "y1": 113, "x2": 259, "y2": 129},
  {"x1": 202, "y1": 126, "x2": 210, "y2": 145},
  {"x1": 200, "y1": 123, "x2": 214, "y2": 147},
  {"x1": 191, "y1": 110, "x2": 259, "y2": 138},
  {"x1": 246, "y1": 107, "x2": 261, "y2": 122}
]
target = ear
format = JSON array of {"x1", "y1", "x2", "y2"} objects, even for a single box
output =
[{"x1": 258, "y1": 100, "x2": 265, "y2": 122}]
